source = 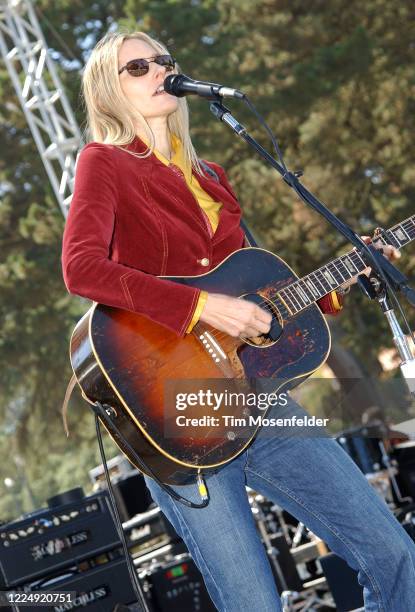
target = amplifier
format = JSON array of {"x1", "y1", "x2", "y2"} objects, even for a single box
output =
[
  {"x1": 110, "y1": 472, "x2": 153, "y2": 522},
  {"x1": 14, "y1": 554, "x2": 138, "y2": 612},
  {"x1": 0, "y1": 492, "x2": 120, "y2": 587},
  {"x1": 392, "y1": 441, "x2": 415, "y2": 501},
  {"x1": 402, "y1": 519, "x2": 415, "y2": 542},
  {"x1": 123, "y1": 508, "x2": 180, "y2": 557},
  {"x1": 89, "y1": 454, "x2": 135, "y2": 486},
  {"x1": 142, "y1": 554, "x2": 215, "y2": 612},
  {"x1": 320, "y1": 552, "x2": 363, "y2": 612},
  {"x1": 267, "y1": 533, "x2": 303, "y2": 593}
]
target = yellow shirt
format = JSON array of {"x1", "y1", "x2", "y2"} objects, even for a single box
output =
[{"x1": 152, "y1": 135, "x2": 216, "y2": 331}]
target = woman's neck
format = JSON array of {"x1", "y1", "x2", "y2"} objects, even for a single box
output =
[{"x1": 139, "y1": 119, "x2": 172, "y2": 161}]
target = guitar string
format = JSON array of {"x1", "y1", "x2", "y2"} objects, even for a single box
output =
[
  {"x1": 204, "y1": 253, "x2": 364, "y2": 346},
  {"x1": 205, "y1": 244, "x2": 372, "y2": 343},
  {"x1": 207, "y1": 233, "x2": 412, "y2": 346},
  {"x1": 207, "y1": 225, "x2": 414, "y2": 346},
  {"x1": 226, "y1": 217, "x2": 414, "y2": 318},
  {"x1": 201, "y1": 217, "x2": 413, "y2": 328},
  {"x1": 201, "y1": 218, "x2": 415, "y2": 346}
]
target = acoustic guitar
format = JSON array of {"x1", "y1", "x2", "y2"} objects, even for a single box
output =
[{"x1": 69, "y1": 216, "x2": 414, "y2": 484}]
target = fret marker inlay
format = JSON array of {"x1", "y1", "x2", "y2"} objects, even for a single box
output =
[
  {"x1": 306, "y1": 279, "x2": 319, "y2": 298},
  {"x1": 323, "y1": 270, "x2": 336, "y2": 286},
  {"x1": 344, "y1": 257, "x2": 357, "y2": 274}
]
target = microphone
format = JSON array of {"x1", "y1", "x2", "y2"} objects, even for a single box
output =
[{"x1": 164, "y1": 74, "x2": 244, "y2": 100}]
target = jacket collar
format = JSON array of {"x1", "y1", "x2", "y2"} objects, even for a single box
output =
[{"x1": 122, "y1": 134, "x2": 238, "y2": 210}]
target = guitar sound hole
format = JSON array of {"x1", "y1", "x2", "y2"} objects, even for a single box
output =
[{"x1": 240, "y1": 293, "x2": 283, "y2": 345}]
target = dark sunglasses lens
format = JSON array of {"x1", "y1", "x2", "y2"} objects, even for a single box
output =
[
  {"x1": 155, "y1": 55, "x2": 175, "y2": 71},
  {"x1": 127, "y1": 59, "x2": 149, "y2": 76}
]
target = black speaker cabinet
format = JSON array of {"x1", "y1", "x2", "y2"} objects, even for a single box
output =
[{"x1": 320, "y1": 552, "x2": 363, "y2": 611}]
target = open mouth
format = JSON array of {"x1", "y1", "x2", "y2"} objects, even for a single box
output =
[{"x1": 153, "y1": 85, "x2": 165, "y2": 96}]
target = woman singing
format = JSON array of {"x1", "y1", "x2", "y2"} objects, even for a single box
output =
[{"x1": 62, "y1": 30, "x2": 415, "y2": 611}]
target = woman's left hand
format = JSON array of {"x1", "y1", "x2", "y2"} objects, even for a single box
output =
[{"x1": 340, "y1": 235, "x2": 401, "y2": 290}]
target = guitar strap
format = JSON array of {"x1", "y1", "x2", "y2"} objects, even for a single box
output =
[
  {"x1": 62, "y1": 371, "x2": 95, "y2": 436},
  {"x1": 240, "y1": 218, "x2": 259, "y2": 248},
  {"x1": 62, "y1": 372, "x2": 77, "y2": 437},
  {"x1": 199, "y1": 158, "x2": 259, "y2": 247}
]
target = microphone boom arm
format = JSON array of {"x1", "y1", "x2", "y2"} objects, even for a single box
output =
[{"x1": 209, "y1": 101, "x2": 415, "y2": 304}]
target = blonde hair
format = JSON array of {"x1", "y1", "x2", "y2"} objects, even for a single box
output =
[{"x1": 81, "y1": 29, "x2": 203, "y2": 173}]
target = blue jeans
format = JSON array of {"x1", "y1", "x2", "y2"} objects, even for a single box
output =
[{"x1": 145, "y1": 398, "x2": 415, "y2": 611}]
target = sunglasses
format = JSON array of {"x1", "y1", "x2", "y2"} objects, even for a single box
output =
[{"x1": 118, "y1": 55, "x2": 176, "y2": 77}]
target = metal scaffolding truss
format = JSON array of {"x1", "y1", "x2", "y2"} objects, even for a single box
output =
[{"x1": 0, "y1": 0, "x2": 83, "y2": 217}]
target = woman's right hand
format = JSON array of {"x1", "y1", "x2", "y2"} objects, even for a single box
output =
[{"x1": 199, "y1": 293, "x2": 272, "y2": 338}]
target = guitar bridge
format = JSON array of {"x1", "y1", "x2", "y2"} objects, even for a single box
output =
[{"x1": 198, "y1": 330, "x2": 227, "y2": 364}]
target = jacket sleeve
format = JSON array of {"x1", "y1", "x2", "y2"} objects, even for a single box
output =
[
  {"x1": 62, "y1": 143, "x2": 201, "y2": 337},
  {"x1": 317, "y1": 291, "x2": 344, "y2": 315}
]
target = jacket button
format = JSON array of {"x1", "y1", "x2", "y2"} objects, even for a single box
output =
[{"x1": 199, "y1": 258, "x2": 210, "y2": 267}]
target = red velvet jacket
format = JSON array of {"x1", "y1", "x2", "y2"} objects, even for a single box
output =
[{"x1": 62, "y1": 137, "x2": 339, "y2": 336}]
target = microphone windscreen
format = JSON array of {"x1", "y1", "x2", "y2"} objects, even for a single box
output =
[{"x1": 164, "y1": 74, "x2": 189, "y2": 97}]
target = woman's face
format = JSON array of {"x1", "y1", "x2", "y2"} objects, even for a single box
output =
[{"x1": 118, "y1": 38, "x2": 179, "y2": 121}]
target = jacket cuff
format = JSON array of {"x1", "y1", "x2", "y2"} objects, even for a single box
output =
[
  {"x1": 186, "y1": 290, "x2": 209, "y2": 333},
  {"x1": 317, "y1": 291, "x2": 344, "y2": 315}
]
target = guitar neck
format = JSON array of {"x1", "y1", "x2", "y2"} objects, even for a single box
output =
[{"x1": 275, "y1": 215, "x2": 415, "y2": 316}]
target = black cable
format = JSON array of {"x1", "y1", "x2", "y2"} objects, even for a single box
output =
[
  {"x1": 92, "y1": 402, "x2": 209, "y2": 509},
  {"x1": 94, "y1": 413, "x2": 149, "y2": 612},
  {"x1": 242, "y1": 94, "x2": 288, "y2": 174}
]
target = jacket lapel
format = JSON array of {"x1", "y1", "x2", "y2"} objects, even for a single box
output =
[{"x1": 127, "y1": 136, "x2": 241, "y2": 241}]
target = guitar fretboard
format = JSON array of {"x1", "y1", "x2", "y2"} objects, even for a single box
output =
[{"x1": 273, "y1": 215, "x2": 415, "y2": 318}]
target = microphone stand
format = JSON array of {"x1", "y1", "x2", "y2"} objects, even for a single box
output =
[
  {"x1": 380, "y1": 293, "x2": 415, "y2": 395},
  {"x1": 208, "y1": 99, "x2": 415, "y2": 396}
]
